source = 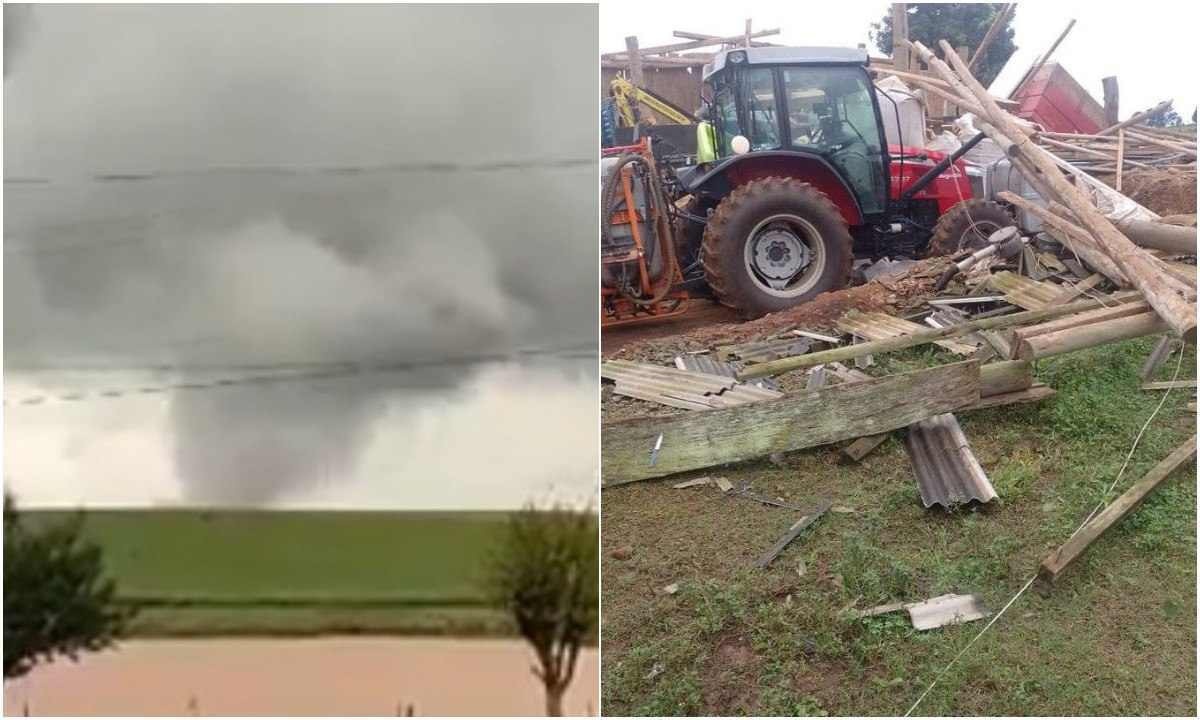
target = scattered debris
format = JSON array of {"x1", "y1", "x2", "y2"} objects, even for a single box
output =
[
  {"x1": 645, "y1": 662, "x2": 665, "y2": 681},
  {"x1": 851, "y1": 593, "x2": 990, "y2": 630},
  {"x1": 1141, "y1": 380, "x2": 1196, "y2": 391},
  {"x1": 906, "y1": 593, "x2": 991, "y2": 630},
  {"x1": 672, "y1": 477, "x2": 712, "y2": 489},
  {"x1": 714, "y1": 477, "x2": 734, "y2": 493},
  {"x1": 610, "y1": 546, "x2": 634, "y2": 561},
  {"x1": 663, "y1": 582, "x2": 680, "y2": 595},
  {"x1": 755, "y1": 501, "x2": 832, "y2": 569},
  {"x1": 905, "y1": 413, "x2": 997, "y2": 508},
  {"x1": 1039, "y1": 435, "x2": 1196, "y2": 584},
  {"x1": 604, "y1": 360, "x2": 783, "y2": 411}
]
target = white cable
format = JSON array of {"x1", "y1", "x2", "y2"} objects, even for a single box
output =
[{"x1": 904, "y1": 342, "x2": 1186, "y2": 716}]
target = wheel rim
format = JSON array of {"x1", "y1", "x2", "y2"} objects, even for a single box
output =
[
  {"x1": 742, "y1": 214, "x2": 827, "y2": 298},
  {"x1": 956, "y1": 219, "x2": 1004, "y2": 253}
]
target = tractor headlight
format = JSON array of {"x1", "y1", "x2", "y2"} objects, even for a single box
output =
[{"x1": 731, "y1": 135, "x2": 750, "y2": 155}]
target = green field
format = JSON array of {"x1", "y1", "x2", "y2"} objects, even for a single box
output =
[{"x1": 23, "y1": 510, "x2": 516, "y2": 637}]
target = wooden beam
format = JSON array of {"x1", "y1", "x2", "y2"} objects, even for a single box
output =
[
  {"x1": 891, "y1": 4, "x2": 910, "y2": 71},
  {"x1": 921, "y1": 40, "x2": 1195, "y2": 335},
  {"x1": 604, "y1": 28, "x2": 781, "y2": 59},
  {"x1": 625, "y1": 35, "x2": 644, "y2": 87},
  {"x1": 603, "y1": 361, "x2": 981, "y2": 486},
  {"x1": 1115, "y1": 130, "x2": 1125, "y2": 192},
  {"x1": 1141, "y1": 379, "x2": 1197, "y2": 391},
  {"x1": 1010, "y1": 18, "x2": 1075, "y2": 98},
  {"x1": 1102, "y1": 76, "x2": 1119, "y2": 126},
  {"x1": 740, "y1": 295, "x2": 1134, "y2": 380},
  {"x1": 1039, "y1": 435, "x2": 1197, "y2": 583},
  {"x1": 968, "y1": 3, "x2": 1014, "y2": 73}
]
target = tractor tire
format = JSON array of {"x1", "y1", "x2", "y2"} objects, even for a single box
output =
[
  {"x1": 926, "y1": 199, "x2": 1015, "y2": 258},
  {"x1": 701, "y1": 177, "x2": 853, "y2": 319}
]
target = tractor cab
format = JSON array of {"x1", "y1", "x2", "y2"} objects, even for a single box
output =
[{"x1": 694, "y1": 47, "x2": 890, "y2": 219}]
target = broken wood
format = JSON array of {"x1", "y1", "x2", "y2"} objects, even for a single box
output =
[
  {"x1": 1141, "y1": 380, "x2": 1196, "y2": 391},
  {"x1": 1039, "y1": 435, "x2": 1197, "y2": 583},
  {"x1": 755, "y1": 501, "x2": 831, "y2": 568},
  {"x1": 840, "y1": 434, "x2": 891, "y2": 463},
  {"x1": 604, "y1": 361, "x2": 981, "y2": 485},
  {"x1": 672, "y1": 477, "x2": 712, "y2": 489},
  {"x1": 740, "y1": 295, "x2": 1133, "y2": 379},
  {"x1": 1139, "y1": 336, "x2": 1175, "y2": 382},
  {"x1": 914, "y1": 40, "x2": 1194, "y2": 335},
  {"x1": 962, "y1": 383, "x2": 1055, "y2": 411}
]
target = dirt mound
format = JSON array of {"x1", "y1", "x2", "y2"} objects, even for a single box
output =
[
  {"x1": 1103, "y1": 167, "x2": 1197, "y2": 216},
  {"x1": 607, "y1": 257, "x2": 951, "y2": 362}
]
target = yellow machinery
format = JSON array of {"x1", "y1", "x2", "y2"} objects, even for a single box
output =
[{"x1": 609, "y1": 77, "x2": 695, "y2": 128}]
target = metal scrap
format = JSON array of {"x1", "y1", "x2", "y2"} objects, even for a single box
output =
[
  {"x1": 904, "y1": 414, "x2": 997, "y2": 508},
  {"x1": 838, "y1": 311, "x2": 978, "y2": 356},
  {"x1": 716, "y1": 336, "x2": 813, "y2": 364},
  {"x1": 674, "y1": 354, "x2": 780, "y2": 391}
]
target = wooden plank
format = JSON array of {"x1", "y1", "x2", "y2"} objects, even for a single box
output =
[
  {"x1": 1039, "y1": 435, "x2": 1197, "y2": 583},
  {"x1": 1141, "y1": 380, "x2": 1197, "y2": 391},
  {"x1": 961, "y1": 383, "x2": 1055, "y2": 412},
  {"x1": 603, "y1": 361, "x2": 980, "y2": 485},
  {"x1": 840, "y1": 433, "x2": 891, "y2": 463},
  {"x1": 754, "y1": 502, "x2": 831, "y2": 568},
  {"x1": 1016, "y1": 312, "x2": 1168, "y2": 360}
]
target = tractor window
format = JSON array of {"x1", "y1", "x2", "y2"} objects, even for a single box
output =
[
  {"x1": 743, "y1": 68, "x2": 780, "y2": 151},
  {"x1": 782, "y1": 67, "x2": 886, "y2": 215}
]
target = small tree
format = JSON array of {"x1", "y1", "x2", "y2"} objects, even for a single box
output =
[
  {"x1": 1145, "y1": 101, "x2": 1184, "y2": 128},
  {"x1": 872, "y1": 4, "x2": 1017, "y2": 87},
  {"x1": 4, "y1": 494, "x2": 132, "y2": 679},
  {"x1": 485, "y1": 504, "x2": 597, "y2": 716}
]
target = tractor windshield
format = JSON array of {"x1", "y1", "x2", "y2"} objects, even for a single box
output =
[{"x1": 708, "y1": 63, "x2": 887, "y2": 215}]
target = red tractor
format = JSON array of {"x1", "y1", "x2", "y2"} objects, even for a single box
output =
[{"x1": 601, "y1": 46, "x2": 1014, "y2": 323}]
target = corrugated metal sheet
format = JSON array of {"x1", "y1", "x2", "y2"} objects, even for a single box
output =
[
  {"x1": 837, "y1": 311, "x2": 978, "y2": 356},
  {"x1": 674, "y1": 355, "x2": 780, "y2": 391},
  {"x1": 988, "y1": 271, "x2": 1060, "y2": 310},
  {"x1": 904, "y1": 413, "x2": 997, "y2": 508},
  {"x1": 716, "y1": 336, "x2": 813, "y2": 364},
  {"x1": 603, "y1": 360, "x2": 783, "y2": 410}
]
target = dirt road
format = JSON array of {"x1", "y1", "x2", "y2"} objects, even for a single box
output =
[{"x1": 3, "y1": 637, "x2": 598, "y2": 716}]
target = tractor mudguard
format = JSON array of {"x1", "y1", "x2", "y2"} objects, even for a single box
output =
[{"x1": 679, "y1": 151, "x2": 865, "y2": 227}]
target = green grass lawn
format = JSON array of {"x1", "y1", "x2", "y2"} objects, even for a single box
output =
[
  {"x1": 22, "y1": 510, "x2": 515, "y2": 637},
  {"x1": 601, "y1": 338, "x2": 1196, "y2": 716}
]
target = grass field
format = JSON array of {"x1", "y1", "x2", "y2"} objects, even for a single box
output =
[
  {"x1": 23, "y1": 510, "x2": 516, "y2": 637},
  {"x1": 601, "y1": 338, "x2": 1196, "y2": 716}
]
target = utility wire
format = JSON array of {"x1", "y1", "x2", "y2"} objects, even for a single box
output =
[
  {"x1": 5, "y1": 345, "x2": 594, "y2": 407},
  {"x1": 3, "y1": 156, "x2": 594, "y2": 190},
  {"x1": 904, "y1": 347, "x2": 1187, "y2": 716}
]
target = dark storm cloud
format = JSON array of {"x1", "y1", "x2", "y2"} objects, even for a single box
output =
[{"x1": 4, "y1": 4, "x2": 597, "y2": 502}]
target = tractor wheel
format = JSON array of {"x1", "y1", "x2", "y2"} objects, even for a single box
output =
[
  {"x1": 701, "y1": 177, "x2": 853, "y2": 319},
  {"x1": 926, "y1": 199, "x2": 1015, "y2": 257}
]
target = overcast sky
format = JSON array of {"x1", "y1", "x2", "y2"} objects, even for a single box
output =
[
  {"x1": 602, "y1": 1, "x2": 1199, "y2": 119},
  {"x1": 3, "y1": 4, "x2": 598, "y2": 509}
]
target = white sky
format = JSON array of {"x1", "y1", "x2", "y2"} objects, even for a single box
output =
[{"x1": 602, "y1": 0, "x2": 1199, "y2": 120}]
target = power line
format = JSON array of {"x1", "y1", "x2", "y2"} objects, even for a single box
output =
[
  {"x1": 4, "y1": 344, "x2": 595, "y2": 407},
  {"x1": 3, "y1": 155, "x2": 594, "y2": 190}
]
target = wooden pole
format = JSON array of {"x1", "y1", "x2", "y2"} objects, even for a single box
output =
[
  {"x1": 967, "y1": 3, "x2": 1014, "y2": 73},
  {"x1": 1097, "y1": 100, "x2": 1173, "y2": 137},
  {"x1": 1115, "y1": 129, "x2": 1125, "y2": 192},
  {"x1": 1010, "y1": 18, "x2": 1075, "y2": 99},
  {"x1": 1039, "y1": 435, "x2": 1197, "y2": 583},
  {"x1": 739, "y1": 295, "x2": 1137, "y2": 379},
  {"x1": 1015, "y1": 311, "x2": 1168, "y2": 359},
  {"x1": 996, "y1": 192, "x2": 1130, "y2": 287},
  {"x1": 624, "y1": 35, "x2": 644, "y2": 87},
  {"x1": 891, "y1": 4, "x2": 910, "y2": 71},
  {"x1": 1102, "y1": 76, "x2": 1119, "y2": 126},
  {"x1": 922, "y1": 39, "x2": 1195, "y2": 335},
  {"x1": 743, "y1": 18, "x2": 752, "y2": 48}
]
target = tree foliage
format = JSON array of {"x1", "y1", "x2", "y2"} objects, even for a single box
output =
[
  {"x1": 4, "y1": 494, "x2": 132, "y2": 678},
  {"x1": 871, "y1": 4, "x2": 1017, "y2": 87},
  {"x1": 1145, "y1": 101, "x2": 1184, "y2": 128},
  {"x1": 484, "y1": 504, "x2": 597, "y2": 716}
]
